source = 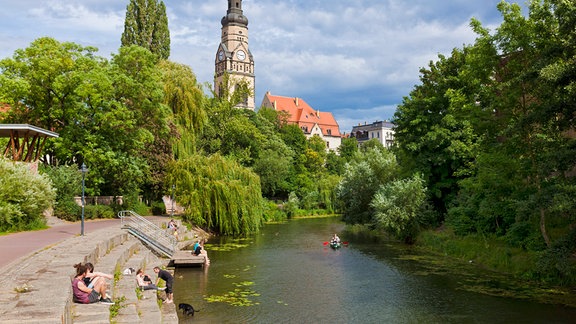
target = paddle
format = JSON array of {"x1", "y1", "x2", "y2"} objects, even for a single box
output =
[{"x1": 323, "y1": 241, "x2": 349, "y2": 246}]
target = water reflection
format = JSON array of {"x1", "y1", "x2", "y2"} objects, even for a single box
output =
[{"x1": 173, "y1": 217, "x2": 576, "y2": 323}]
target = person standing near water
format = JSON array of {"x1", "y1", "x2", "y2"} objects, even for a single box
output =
[
  {"x1": 168, "y1": 219, "x2": 179, "y2": 241},
  {"x1": 154, "y1": 266, "x2": 174, "y2": 303}
]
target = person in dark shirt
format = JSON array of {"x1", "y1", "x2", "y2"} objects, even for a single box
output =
[{"x1": 153, "y1": 266, "x2": 174, "y2": 303}]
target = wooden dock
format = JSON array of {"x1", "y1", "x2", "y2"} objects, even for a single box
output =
[{"x1": 170, "y1": 250, "x2": 206, "y2": 267}]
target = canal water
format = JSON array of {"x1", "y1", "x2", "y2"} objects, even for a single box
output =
[{"x1": 173, "y1": 217, "x2": 576, "y2": 323}]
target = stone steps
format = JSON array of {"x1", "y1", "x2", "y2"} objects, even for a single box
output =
[
  {"x1": 72, "y1": 237, "x2": 141, "y2": 323},
  {"x1": 0, "y1": 228, "x2": 128, "y2": 323},
  {"x1": 113, "y1": 246, "x2": 146, "y2": 324},
  {"x1": 79, "y1": 238, "x2": 177, "y2": 324},
  {"x1": 137, "y1": 251, "x2": 167, "y2": 323},
  {"x1": 0, "y1": 217, "x2": 183, "y2": 323},
  {"x1": 114, "y1": 245, "x2": 158, "y2": 323},
  {"x1": 72, "y1": 231, "x2": 177, "y2": 323}
]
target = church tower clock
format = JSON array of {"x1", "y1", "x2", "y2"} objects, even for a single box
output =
[{"x1": 214, "y1": 0, "x2": 255, "y2": 110}]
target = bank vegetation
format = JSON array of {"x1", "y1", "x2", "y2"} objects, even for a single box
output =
[{"x1": 0, "y1": 0, "x2": 574, "y2": 288}]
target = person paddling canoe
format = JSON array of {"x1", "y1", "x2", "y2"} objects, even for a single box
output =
[{"x1": 330, "y1": 234, "x2": 341, "y2": 244}]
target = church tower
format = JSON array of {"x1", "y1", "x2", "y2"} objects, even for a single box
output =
[{"x1": 214, "y1": 0, "x2": 255, "y2": 110}]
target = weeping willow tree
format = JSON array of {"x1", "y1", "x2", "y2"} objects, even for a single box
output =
[
  {"x1": 317, "y1": 174, "x2": 341, "y2": 213},
  {"x1": 158, "y1": 60, "x2": 206, "y2": 159},
  {"x1": 167, "y1": 154, "x2": 263, "y2": 235}
]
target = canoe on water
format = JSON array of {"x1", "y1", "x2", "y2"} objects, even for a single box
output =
[{"x1": 330, "y1": 241, "x2": 342, "y2": 249}]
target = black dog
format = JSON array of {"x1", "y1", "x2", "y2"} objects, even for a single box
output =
[{"x1": 178, "y1": 303, "x2": 197, "y2": 316}]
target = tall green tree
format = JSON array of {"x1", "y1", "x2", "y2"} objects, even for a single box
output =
[
  {"x1": 159, "y1": 60, "x2": 206, "y2": 159},
  {"x1": 338, "y1": 137, "x2": 359, "y2": 161},
  {"x1": 0, "y1": 38, "x2": 170, "y2": 198},
  {"x1": 252, "y1": 110, "x2": 295, "y2": 198},
  {"x1": 121, "y1": 0, "x2": 170, "y2": 60},
  {"x1": 446, "y1": 1, "x2": 575, "y2": 247},
  {"x1": 531, "y1": 0, "x2": 576, "y2": 246},
  {"x1": 304, "y1": 135, "x2": 327, "y2": 174},
  {"x1": 280, "y1": 124, "x2": 307, "y2": 155},
  {"x1": 199, "y1": 74, "x2": 262, "y2": 165},
  {"x1": 337, "y1": 146, "x2": 399, "y2": 224},
  {"x1": 394, "y1": 0, "x2": 576, "y2": 256},
  {"x1": 371, "y1": 174, "x2": 427, "y2": 243},
  {"x1": 393, "y1": 47, "x2": 483, "y2": 217},
  {"x1": 167, "y1": 154, "x2": 263, "y2": 236},
  {"x1": 102, "y1": 45, "x2": 171, "y2": 198}
]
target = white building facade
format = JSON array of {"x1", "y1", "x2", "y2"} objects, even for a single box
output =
[{"x1": 350, "y1": 121, "x2": 395, "y2": 148}]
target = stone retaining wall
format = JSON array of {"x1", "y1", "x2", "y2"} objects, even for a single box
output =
[{"x1": 0, "y1": 225, "x2": 178, "y2": 323}]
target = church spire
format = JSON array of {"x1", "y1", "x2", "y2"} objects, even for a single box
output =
[
  {"x1": 214, "y1": 0, "x2": 255, "y2": 110},
  {"x1": 221, "y1": 0, "x2": 248, "y2": 27}
]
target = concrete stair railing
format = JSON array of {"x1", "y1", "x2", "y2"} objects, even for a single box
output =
[{"x1": 118, "y1": 211, "x2": 177, "y2": 258}]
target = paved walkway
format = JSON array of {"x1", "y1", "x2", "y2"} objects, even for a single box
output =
[
  {"x1": 0, "y1": 215, "x2": 177, "y2": 323},
  {"x1": 0, "y1": 215, "x2": 176, "y2": 271},
  {"x1": 0, "y1": 218, "x2": 121, "y2": 269}
]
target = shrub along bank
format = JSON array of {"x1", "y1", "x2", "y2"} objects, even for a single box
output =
[
  {"x1": 416, "y1": 228, "x2": 576, "y2": 287},
  {"x1": 0, "y1": 157, "x2": 55, "y2": 233}
]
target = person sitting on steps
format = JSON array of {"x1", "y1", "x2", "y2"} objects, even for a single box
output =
[
  {"x1": 136, "y1": 269, "x2": 165, "y2": 291},
  {"x1": 192, "y1": 240, "x2": 201, "y2": 254},
  {"x1": 83, "y1": 262, "x2": 113, "y2": 297},
  {"x1": 72, "y1": 263, "x2": 113, "y2": 305},
  {"x1": 192, "y1": 239, "x2": 210, "y2": 265}
]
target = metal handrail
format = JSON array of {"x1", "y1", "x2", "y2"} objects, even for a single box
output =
[{"x1": 118, "y1": 210, "x2": 177, "y2": 257}]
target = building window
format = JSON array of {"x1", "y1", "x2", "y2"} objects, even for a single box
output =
[
  {"x1": 377, "y1": 131, "x2": 380, "y2": 138},
  {"x1": 326, "y1": 141, "x2": 330, "y2": 148},
  {"x1": 327, "y1": 129, "x2": 332, "y2": 135}
]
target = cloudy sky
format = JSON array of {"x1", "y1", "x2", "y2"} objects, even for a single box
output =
[{"x1": 0, "y1": 0, "x2": 521, "y2": 132}]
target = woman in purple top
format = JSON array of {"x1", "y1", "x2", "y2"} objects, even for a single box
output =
[{"x1": 72, "y1": 263, "x2": 113, "y2": 305}]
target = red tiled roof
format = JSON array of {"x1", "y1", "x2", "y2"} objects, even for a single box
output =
[{"x1": 261, "y1": 92, "x2": 341, "y2": 137}]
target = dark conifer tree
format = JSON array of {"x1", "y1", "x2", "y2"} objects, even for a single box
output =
[{"x1": 121, "y1": 0, "x2": 170, "y2": 60}]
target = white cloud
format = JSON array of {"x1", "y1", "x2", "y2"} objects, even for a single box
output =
[
  {"x1": 27, "y1": 0, "x2": 124, "y2": 34},
  {"x1": 336, "y1": 104, "x2": 398, "y2": 134},
  {"x1": 0, "y1": 0, "x2": 513, "y2": 132}
]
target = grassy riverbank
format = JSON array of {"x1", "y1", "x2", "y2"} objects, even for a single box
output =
[
  {"x1": 342, "y1": 223, "x2": 576, "y2": 307},
  {"x1": 412, "y1": 228, "x2": 576, "y2": 308},
  {"x1": 416, "y1": 229, "x2": 539, "y2": 276}
]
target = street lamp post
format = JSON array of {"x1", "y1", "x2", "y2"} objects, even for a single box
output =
[
  {"x1": 171, "y1": 184, "x2": 175, "y2": 217},
  {"x1": 80, "y1": 163, "x2": 89, "y2": 236}
]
